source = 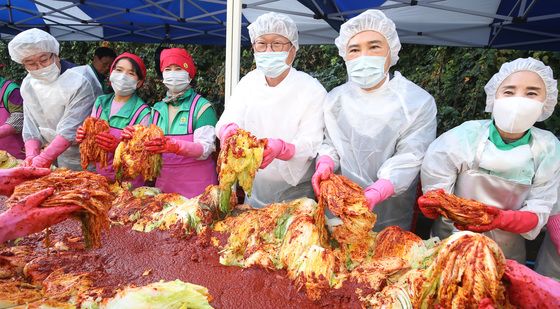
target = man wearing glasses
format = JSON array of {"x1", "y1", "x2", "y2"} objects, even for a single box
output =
[
  {"x1": 8, "y1": 28, "x2": 102, "y2": 170},
  {"x1": 216, "y1": 12, "x2": 326, "y2": 208}
]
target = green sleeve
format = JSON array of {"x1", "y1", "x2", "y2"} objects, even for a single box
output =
[{"x1": 194, "y1": 97, "x2": 218, "y2": 129}]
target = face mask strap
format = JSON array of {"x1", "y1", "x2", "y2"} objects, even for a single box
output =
[{"x1": 286, "y1": 45, "x2": 295, "y2": 66}]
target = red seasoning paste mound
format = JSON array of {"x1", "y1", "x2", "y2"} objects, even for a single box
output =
[{"x1": 2, "y1": 214, "x2": 363, "y2": 308}]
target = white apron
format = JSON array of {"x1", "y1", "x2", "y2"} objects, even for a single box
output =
[{"x1": 431, "y1": 135, "x2": 534, "y2": 263}]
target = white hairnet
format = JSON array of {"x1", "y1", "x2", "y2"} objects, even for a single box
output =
[
  {"x1": 484, "y1": 57, "x2": 558, "y2": 121},
  {"x1": 248, "y1": 12, "x2": 299, "y2": 50},
  {"x1": 335, "y1": 9, "x2": 401, "y2": 65},
  {"x1": 8, "y1": 28, "x2": 59, "y2": 64}
]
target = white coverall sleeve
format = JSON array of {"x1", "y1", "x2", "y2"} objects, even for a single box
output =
[
  {"x1": 277, "y1": 85, "x2": 326, "y2": 186},
  {"x1": 378, "y1": 96, "x2": 437, "y2": 194},
  {"x1": 317, "y1": 128, "x2": 340, "y2": 170},
  {"x1": 420, "y1": 137, "x2": 460, "y2": 194},
  {"x1": 193, "y1": 125, "x2": 216, "y2": 160},
  {"x1": 21, "y1": 78, "x2": 42, "y2": 142},
  {"x1": 22, "y1": 102, "x2": 42, "y2": 142},
  {"x1": 420, "y1": 121, "x2": 481, "y2": 194},
  {"x1": 56, "y1": 75, "x2": 99, "y2": 142},
  {"x1": 520, "y1": 136, "x2": 560, "y2": 240}
]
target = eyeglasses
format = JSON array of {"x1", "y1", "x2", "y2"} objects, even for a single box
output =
[
  {"x1": 22, "y1": 53, "x2": 54, "y2": 71},
  {"x1": 253, "y1": 41, "x2": 292, "y2": 52}
]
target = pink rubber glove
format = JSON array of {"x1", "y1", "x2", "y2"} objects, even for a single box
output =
[
  {"x1": 95, "y1": 131, "x2": 120, "y2": 152},
  {"x1": 0, "y1": 167, "x2": 51, "y2": 196},
  {"x1": 145, "y1": 136, "x2": 204, "y2": 158},
  {"x1": 260, "y1": 138, "x2": 295, "y2": 169},
  {"x1": 311, "y1": 155, "x2": 334, "y2": 196},
  {"x1": 503, "y1": 259, "x2": 560, "y2": 308},
  {"x1": 547, "y1": 214, "x2": 560, "y2": 256},
  {"x1": 23, "y1": 139, "x2": 41, "y2": 166},
  {"x1": 466, "y1": 207, "x2": 538, "y2": 234},
  {"x1": 31, "y1": 135, "x2": 71, "y2": 168},
  {"x1": 218, "y1": 123, "x2": 239, "y2": 147},
  {"x1": 75, "y1": 125, "x2": 85, "y2": 143},
  {"x1": 121, "y1": 125, "x2": 136, "y2": 140},
  {"x1": 0, "y1": 188, "x2": 81, "y2": 243},
  {"x1": 364, "y1": 179, "x2": 395, "y2": 211},
  {"x1": 0, "y1": 123, "x2": 16, "y2": 138}
]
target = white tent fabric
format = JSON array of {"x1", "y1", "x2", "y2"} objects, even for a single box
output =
[
  {"x1": 380, "y1": 0, "x2": 502, "y2": 47},
  {"x1": 35, "y1": 0, "x2": 103, "y2": 41}
]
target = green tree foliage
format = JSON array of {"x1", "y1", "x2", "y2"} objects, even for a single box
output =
[
  {"x1": 396, "y1": 46, "x2": 560, "y2": 135},
  {"x1": 0, "y1": 41, "x2": 558, "y2": 135}
]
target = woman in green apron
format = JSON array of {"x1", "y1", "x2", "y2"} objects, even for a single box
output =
[
  {"x1": 123, "y1": 48, "x2": 218, "y2": 197},
  {"x1": 419, "y1": 58, "x2": 560, "y2": 263},
  {"x1": 0, "y1": 76, "x2": 24, "y2": 159},
  {"x1": 76, "y1": 52, "x2": 150, "y2": 187}
]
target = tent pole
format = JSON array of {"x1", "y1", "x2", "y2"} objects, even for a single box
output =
[{"x1": 225, "y1": 0, "x2": 242, "y2": 107}]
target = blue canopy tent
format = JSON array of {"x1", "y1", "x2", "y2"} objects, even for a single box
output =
[
  {"x1": 0, "y1": 0, "x2": 249, "y2": 44},
  {"x1": 0, "y1": 0, "x2": 558, "y2": 99}
]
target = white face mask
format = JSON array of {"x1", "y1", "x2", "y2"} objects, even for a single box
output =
[
  {"x1": 110, "y1": 72, "x2": 138, "y2": 96},
  {"x1": 345, "y1": 55, "x2": 387, "y2": 89},
  {"x1": 28, "y1": 62, "x2": 60, "y2": 83},
  {"x1": 254, "y1": 51, "x2": 290, "y2": 78},
  {"x1": 163, "y1": 70, "x2": 191, "y2": 94},
  {"x1": 493, "y1": 97, "x2": 543, "y2": 134}
]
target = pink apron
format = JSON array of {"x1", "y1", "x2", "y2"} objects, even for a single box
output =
[
  {"x1": 153, "y1": 94, "x2": 218, "y2": 198},
  {"x1": 94, "y1": 104, "x2": 148, "y2": 188},
  {"x1": 0, "y1": 81, "x2": 24, "y2": 159}
]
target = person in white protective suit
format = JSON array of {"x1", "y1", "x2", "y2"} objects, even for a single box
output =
[
  {"x1": 311, "y1": 9, "x2": 437, "y2": 231},
  {"x1": 419, "y1": 58, "x2": 560, "y2": 263},
  {"x1": 215, "y1": 12, "x2": 326, "y2": 208},
  {"x1": 8, "y1": 28, "x2": 102, "y2": 170},
  {"x1": 535, "y1": 184, "x2": 560, "y2": 280}
]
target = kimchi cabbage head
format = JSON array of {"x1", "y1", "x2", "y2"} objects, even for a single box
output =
[{"x1": 104, "y1": 280, "x2": 213, "y2": 309}]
